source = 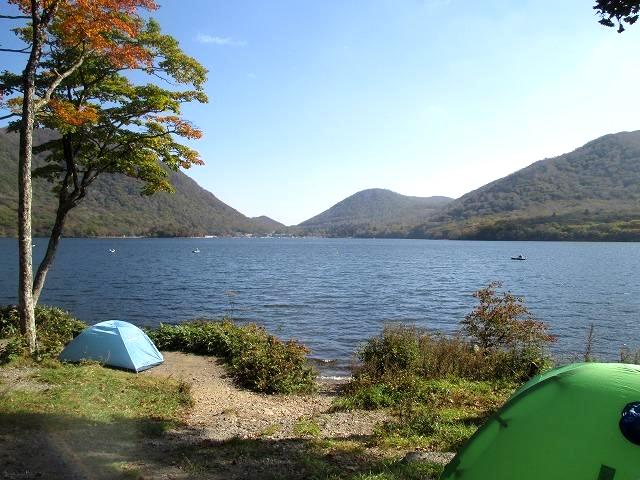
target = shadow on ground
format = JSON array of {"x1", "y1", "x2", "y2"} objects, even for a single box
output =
[{"x1": 0, "y1": 412, "x2": 443, "y2": 480}]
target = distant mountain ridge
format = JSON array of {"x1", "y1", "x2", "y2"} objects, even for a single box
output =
[
  {"x1": 410, "y1": 130, "x2": 640, "y2": 240},
  {"x1": 297, "y1": 130, "x2": 640, "y2": 241},
  {"x1": 298, "y1": 188, "x2": 453, "y2": 237},
  {"x1": 0, "y1": 129, "x2": 284, "y2": 237},
  {"x1": 3, "y1": 128, "x2": 640, "y2": 241},
  {"x1": 250, "y1": 216, "x2": 286, "y2": 230}
]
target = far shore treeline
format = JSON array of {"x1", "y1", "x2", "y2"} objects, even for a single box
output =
[{"x1": 2, "y1": 129, "x2": 640, "y2": 241}]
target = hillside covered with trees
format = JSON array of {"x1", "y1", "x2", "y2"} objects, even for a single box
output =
[
  {"x1": 297, "y1": 130, "x2": 640, "y2": 241},
  {"x1": 411, "y1": 130, "x2": 640, "y2": 241},
  {"x1": 0, "y1": 129, "x2": 284, "y2": 237},
  {"x1": 298, "y1": 188, "x2": 452, "y2": 237},
  {"x1": 3, "y1": 129, "x2": 640, "y2": 241}
]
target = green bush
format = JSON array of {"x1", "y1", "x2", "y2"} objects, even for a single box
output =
[
  {"x1": 353, "y1": 283, "x2": 555, "y2": 387},
  {"x1": 461, "y1": 281, "x2": 555, "y2": 352},
  {"x1": 358, "y1": 324, "x2": 420, "y2": 377},
  {"x1": 148, "y1": 320, "x2": 316, "y2": 394},
  {"x1": 0, "y1": 305, "x2": 86, "y2": 363}
]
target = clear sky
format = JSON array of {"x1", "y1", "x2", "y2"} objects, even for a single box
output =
[{"x1": 2, "y1": 1, "x2": 640, "y2": 225}]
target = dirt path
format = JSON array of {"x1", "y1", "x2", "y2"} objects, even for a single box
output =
[
  {"x1": 0, "y1": 354, "x2": 403, "y2": 480},
  {"x1": 146, "y1": 352, "x2": 387, "y2": 441}
]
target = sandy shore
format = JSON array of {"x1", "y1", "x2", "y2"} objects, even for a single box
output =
[{"x1": 145, "y1": 351, "x2": 388, "y2": 441}]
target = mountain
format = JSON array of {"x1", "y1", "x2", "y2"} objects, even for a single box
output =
[
  {"x1": 0, "y1": 129, "x2": 283, "y2": 237},
  {"x1": 411, "y1": 130, "x2": 640, "y2": 241},
  {"x1": 298, "y1": 188, "x2": 453, "y2": 237},
  {"x1": 250, "y1": 216, "x2": 287, "y2": 231}
]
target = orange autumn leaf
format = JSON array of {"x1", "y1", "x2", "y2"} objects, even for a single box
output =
[
  {"x1": 47, "y1": 99, "x2": 98, "y2": 126},
  {"x1": 9, "y1": 0, "x2": 158, "y2": 68},
  {"x1": 151, "y1": 115, "x2": 203, "y2": 140}
]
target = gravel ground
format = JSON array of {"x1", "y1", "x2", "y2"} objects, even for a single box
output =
[{"x1": 145, "y1": 352, "x2": 388, "y2": 441}]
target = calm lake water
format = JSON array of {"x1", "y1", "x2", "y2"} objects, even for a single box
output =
[{"x1": 1, "y1": 238, "x2": 639, "y2": 376}]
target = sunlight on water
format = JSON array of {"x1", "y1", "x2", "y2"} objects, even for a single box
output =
[{"x1": 1, "y1": 238, "x2": 639, "y2": 372}]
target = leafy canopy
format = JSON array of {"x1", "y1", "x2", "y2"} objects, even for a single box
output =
[
  {"x1": 2, "y1": 1, "x2": 207, "y2": 196},
  {"x1": 594, "y1": 0, "x2": 640, "y2": 32}
]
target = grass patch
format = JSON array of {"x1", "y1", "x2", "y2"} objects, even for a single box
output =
[
  {"x1": 333, "y1": 284, "x2": 554, "y2": 453},
  {"x1": 148, "y1": 320, "x2": 317, "y2": 394},
  {"x1": 293, "y1": 418, "x2": 321, "y2": 438},
  {"x1": 0, "y1": 305, "x2": 86, "y2": 363},
  {"x1": 337, "y1": 375, "x2": 514, "y2": 451},
  {"x1": 260, "y1": 423, "x2": 282, "y2": 437},
  {"x1": 0, "y1": 362, "x2": 191, "y2": 424}
]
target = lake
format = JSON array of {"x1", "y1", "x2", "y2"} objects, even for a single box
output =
[{"x1": 1, "y1": 238, "x2": 638, "y2": 377}]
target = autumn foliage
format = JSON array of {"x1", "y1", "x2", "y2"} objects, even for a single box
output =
[
  {"x1": 46, "y1": 99, "x2": 98, "y2": 126},
  {"x1": 461, "y1": 281, "x2": 555, "y2": 351},
  {"x1": 9, "y1": 0, "x2": 158, "y2": 67}
]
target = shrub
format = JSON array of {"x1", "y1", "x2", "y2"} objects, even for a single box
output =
[
  {"x1": 358, "y1": 324, "x2": 420, "y2": 377},
  {"x1": 353, "y1": 323, "x2": 551, "y2": 387},
  {"x1": 620, "y1": 346, "x2": 640, "y2": 364},
  {"x1": 0, "y1": 305, "x2": 86, "y2": 363},
  {"x1": 341, "y1": 282, "x2": 555, "y2": 411},
  {"x1": 461, "y1": 281, "x2": 555, "y2": 352},
  {"x1": 460, "y1": 281, "x2": 555, "y2": 382},
  {"x1": 148, "y1": 320, "x2": 316, "y2": 395}
]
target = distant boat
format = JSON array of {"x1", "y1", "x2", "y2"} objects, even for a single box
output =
[
  {"x1": 511, "y1": 254, "x2": 526, "y2": 261},
  {"x1": 192, "y1": 248, "x2": 200, "y2": 254},
  {"x1": 108, "y1": 249, "x2": 116, "y2": 253}
]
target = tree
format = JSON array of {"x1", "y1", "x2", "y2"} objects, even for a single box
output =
[
  {"x1": 461, "y1": 281, "x2": 555, "y2": 351},
  {"x1": 594, "y1": 0, "x2": 640, "y2": 32},
  {"x1": 2, "y1": 0, "x2": 72, "y2": 353},
  {"x1": 30, "y1": 19, "x2": 207, "y2": 304},
  {"x1": 1, "y1": 0, "x2": 206, "y2": 352}
]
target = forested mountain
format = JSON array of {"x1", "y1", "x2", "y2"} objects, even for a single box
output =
[
  {"x1": 298, "y1": 188, "x2": 453, "y2": 237},
  {"x1": 412, "y1": 130, "x2": 640, "y2": 240},
  {"x1": 0, "y1": 129, "x2": 284, "y2": 237},
  {"x1": 250, "y1": 216, "x2": 286, "y2": 230},
  {"x1": 4, "y1": 128, "x2": 640, "y2": 241}
]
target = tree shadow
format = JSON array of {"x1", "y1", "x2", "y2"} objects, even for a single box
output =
[{"x1": 0, "y1": 411, "x2": 443, "y2": 479}]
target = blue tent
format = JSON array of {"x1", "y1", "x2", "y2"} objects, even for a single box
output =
[{"x1": 59, "y1": 320, "x2": 164, "y2": 372}]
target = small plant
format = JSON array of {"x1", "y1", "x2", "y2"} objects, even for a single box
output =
[
  {"x1": 620, "y1": 346, "x2": 640, "y2": 364},
  {"x1": 0, "y1": 305, "x2": 86, "y2": 363},
  {"x1": 293, "y1": 418, "x2": 321, "y2": 437},
  {"x1": 259, "y1": 424, "x2": 282, "y2": 437},
  {"x1": 584, "y1": 323, "x2": 595, "y2": 362},
  {"x1": 148, "y1": 320, "x2": 317, "y2": 394},
  {"x1": 358, "y1": 324, "x2": 420, "y2": 377},
  {"x1": 224, "y1": 290, "x2": 239, "y2": 318}
]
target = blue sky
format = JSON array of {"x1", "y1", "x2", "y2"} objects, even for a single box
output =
[{"x1": 2, "y1": 1, "x2": 640, "y2": 225}]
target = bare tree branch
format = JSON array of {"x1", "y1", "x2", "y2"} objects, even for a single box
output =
[
  {"x1": 0, "y1": 47, "x2": 30, "y2": 53},
  {"x1": 0, "y1": 14, "x2": 30, "y2": 20},
  {"x1": 34, "y1": 47, "x2": 88, "y2": 111}
]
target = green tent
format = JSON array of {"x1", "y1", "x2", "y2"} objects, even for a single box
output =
[{"x1": 441, "y1": 363, "x2": 640, "y2": 480}]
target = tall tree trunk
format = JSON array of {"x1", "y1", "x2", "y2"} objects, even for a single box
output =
[
  {"x1": 18, "y1": 69, "x2": 37, "y2": 353},
  {"x1": 18, "y1": 6, "x2": 46, "y2": 353},
  {"x1": 32, "y1": 204, "x2": 69, "y2": 305}
]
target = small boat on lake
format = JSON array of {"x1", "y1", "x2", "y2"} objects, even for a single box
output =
[
  {"x1": 511, "y1": 254, "x2": 526, "y2": 261},
  {"x1": 108, "y1": 249, "x2": 116, "y2": 253},
  {"x1": 192, "y1": 248, "x2": 200, "y2": 254}
]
